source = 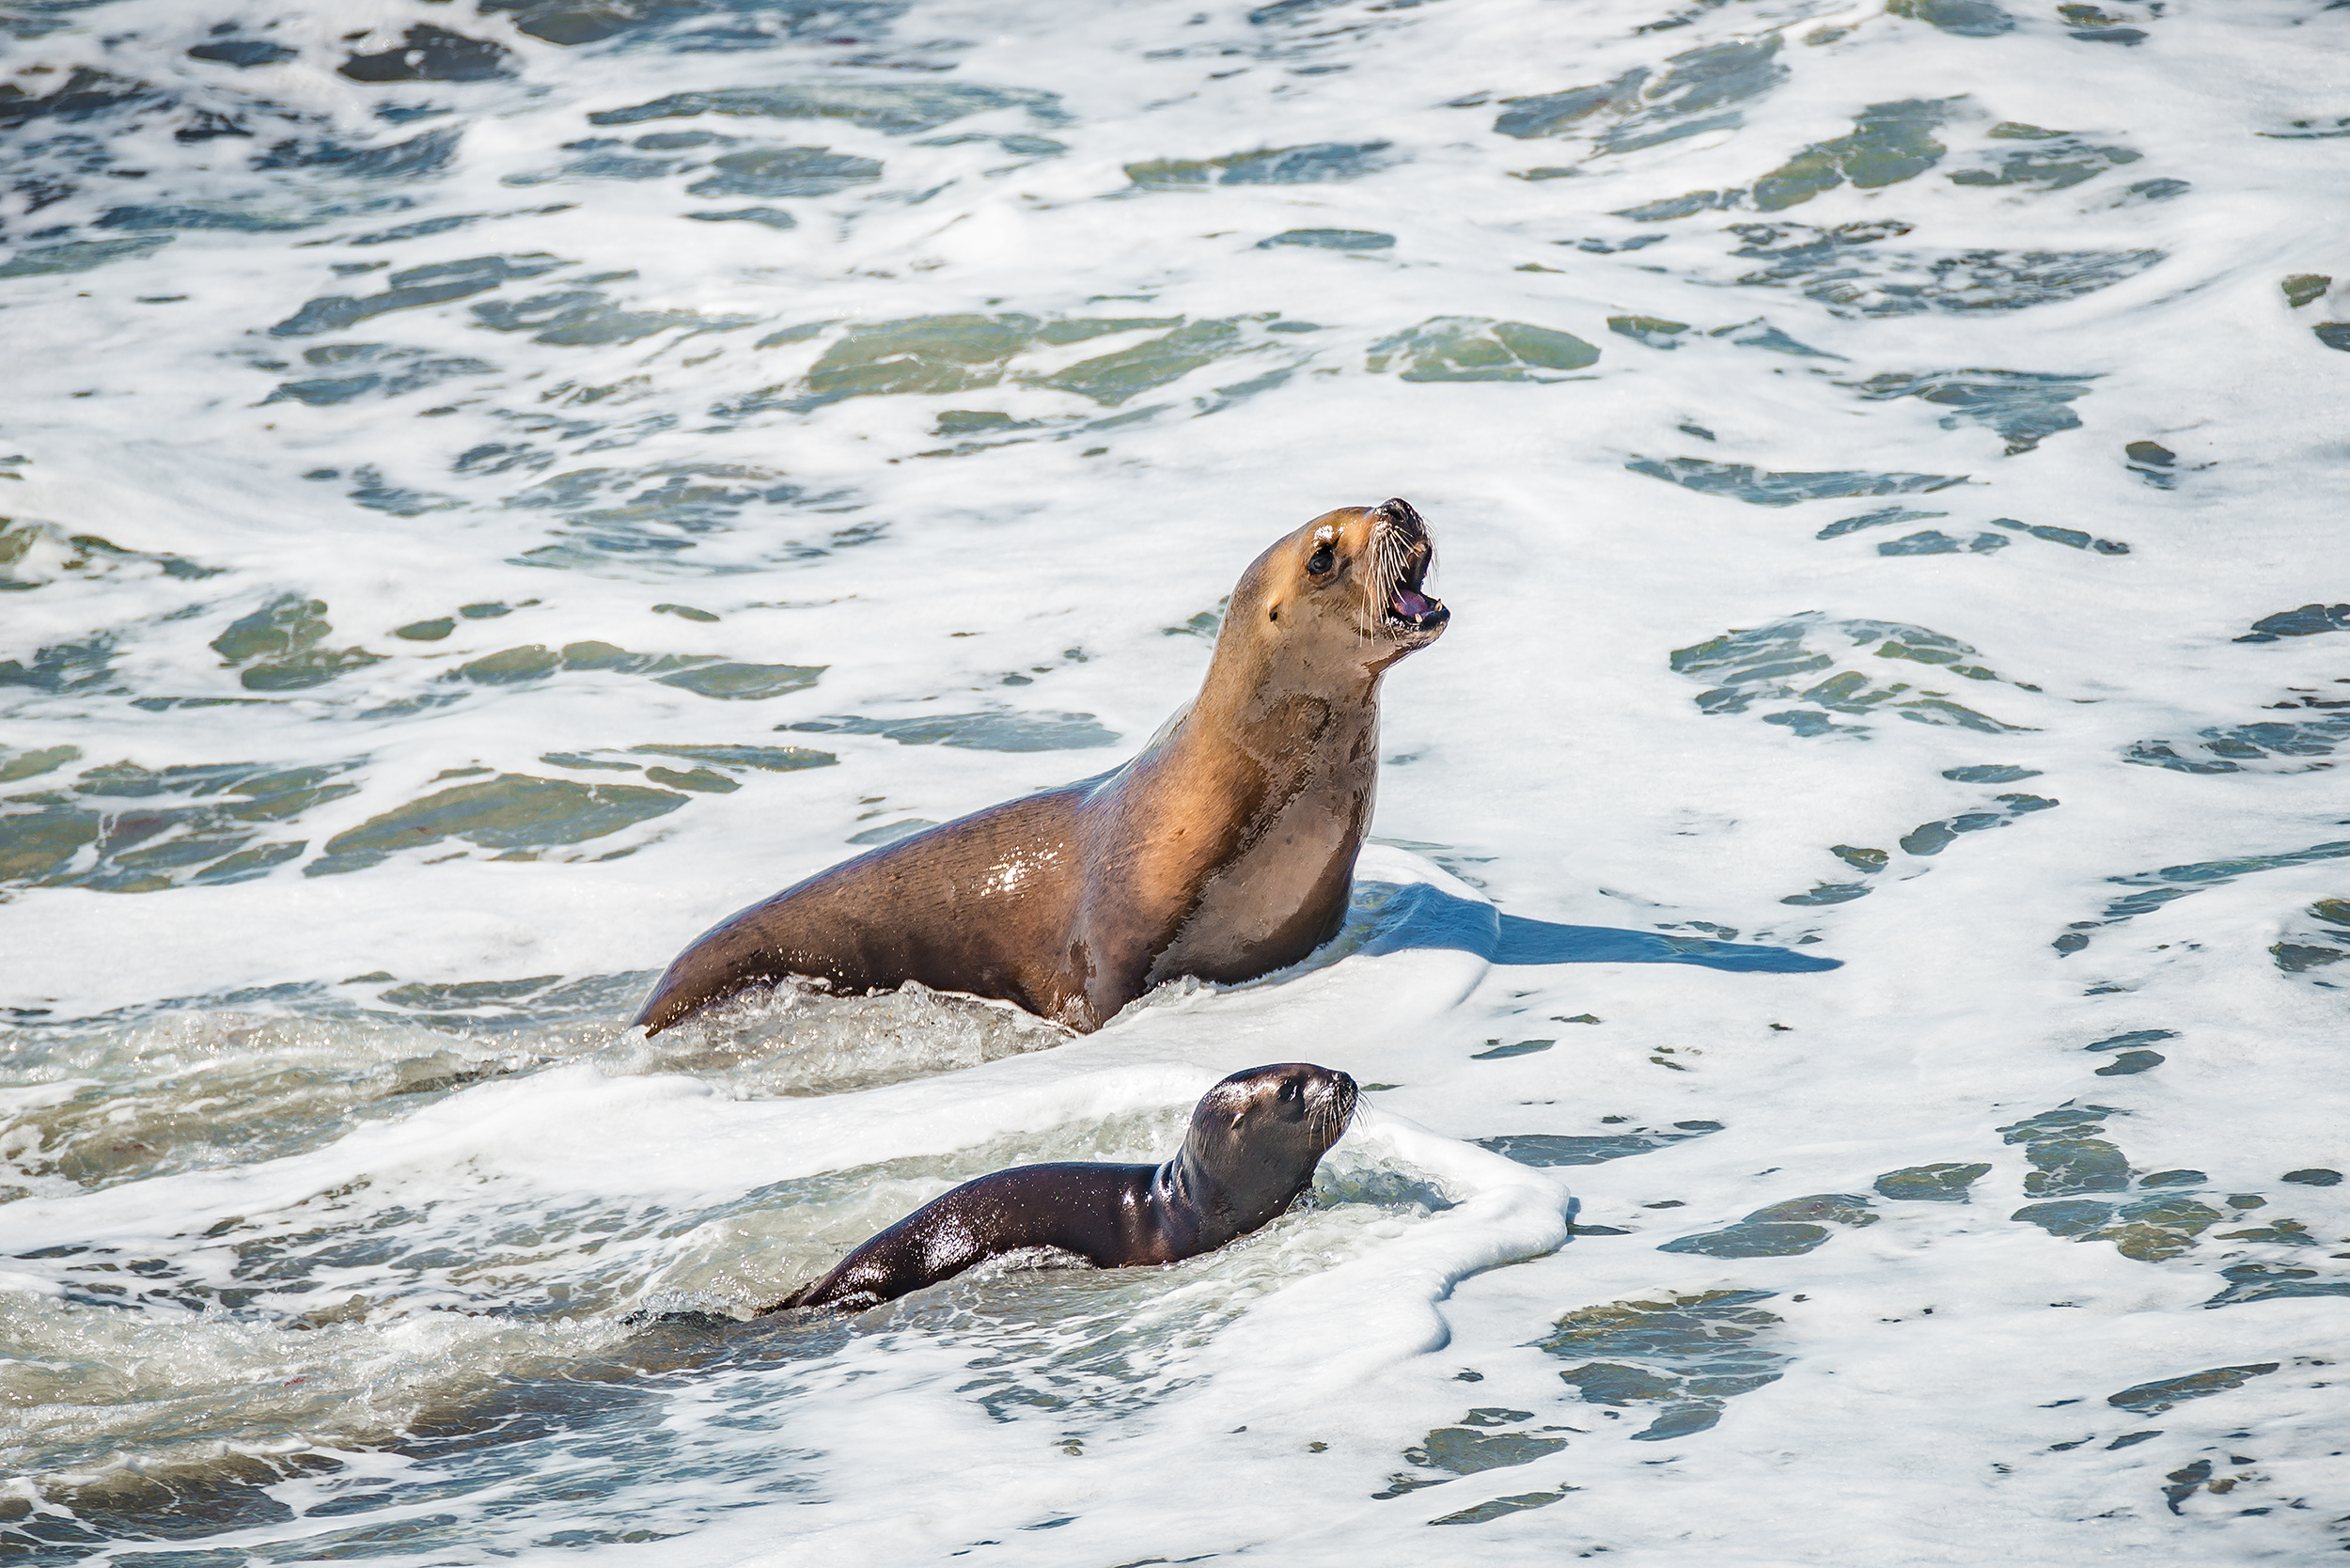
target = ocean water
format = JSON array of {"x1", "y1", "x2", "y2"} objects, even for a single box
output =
[{"x1": 3, "y1": 0, "x2": 2347, "y2": 1560}]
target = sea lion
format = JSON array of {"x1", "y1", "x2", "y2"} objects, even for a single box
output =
[
  {"x1": 764, "y1": 1062, "x2": 1357, "y2": 1312},
  {"x1": 633, "y1": 497, "x2": 1447, "y2": 1036}
]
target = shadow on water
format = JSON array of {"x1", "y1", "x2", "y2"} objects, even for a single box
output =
[
  {"x1": 1362, "y1": 882, "x2": 1841, "y2": 975},
  {"x1": 1495, "y1": 914, "x2": 1839, "y2": 972}
]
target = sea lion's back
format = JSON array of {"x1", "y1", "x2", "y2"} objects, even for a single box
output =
[{"x1": 634, "y1": 785, "x2": 1093, "y2": 1032}]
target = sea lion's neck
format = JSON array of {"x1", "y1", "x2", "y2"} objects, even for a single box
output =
[
  {"x1": 1155, "y1": 635, "x2": 1383, "y2": 806},
  {"x1": 1190, "y1": 622, "x2": 1382, "y2": 731},
  {"x1": 1150, "y1": 1139, "x2": 1306, "y2": 1260}
]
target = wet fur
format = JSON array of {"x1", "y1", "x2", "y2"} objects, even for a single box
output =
[{"x1": 764, "y1": 1063, "x2": 1358, "y2": 1312}]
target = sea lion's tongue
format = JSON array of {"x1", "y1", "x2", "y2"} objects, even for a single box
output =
[{"x1": 1390, "y1": 585, "x2": 1435, "y2": 619}]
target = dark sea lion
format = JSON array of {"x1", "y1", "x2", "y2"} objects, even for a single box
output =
[
  {"x1": 764, "y1": 1062, "x2": 1357, "y2": 1312},
  {"x1": 633, "y1": 497, "x2": 1448, "y2": 1036}
]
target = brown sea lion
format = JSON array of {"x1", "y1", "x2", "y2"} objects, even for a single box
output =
[
  {"x1": 764, "y1": 1062, "x2": 1357, "y2": 1312},
  {"x1": 633, "y1": 496, "x2": 1448, "y2": 1036}
]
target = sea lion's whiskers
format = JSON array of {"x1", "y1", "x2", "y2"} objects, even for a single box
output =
[
  {"x1": 1308, "y1": 1075, "x2": 1358, "y2": 1146},
  {"x1": 1369, "y1": 519, "x2": 1402, "y2": 639}
]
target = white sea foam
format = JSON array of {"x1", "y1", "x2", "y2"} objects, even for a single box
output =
[{"x1": 4, "y1": 0, "x2": 2348, "y2": 1560}]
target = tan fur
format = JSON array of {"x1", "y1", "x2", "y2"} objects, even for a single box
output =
[{"x1": 633, "y1": 499, "x2": 1446, "y2": 1035}]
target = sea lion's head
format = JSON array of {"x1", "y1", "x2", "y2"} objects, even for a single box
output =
[
  {"x1": 1236, "y1": 498, "x2": 1449, "y2": 677},
  {"x1": 1184, "y1": 1062, "x2": 1359, "y2": 1202}
]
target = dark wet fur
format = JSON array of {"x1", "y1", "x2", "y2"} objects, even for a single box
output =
[{"x1": 764, "y1": 1064, "x2": 1358, "y2": 1313}]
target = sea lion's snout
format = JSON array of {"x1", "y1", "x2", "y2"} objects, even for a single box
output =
[{"x1": 1308, "y1": 1067, "x2": 1359, "y2": 1148}]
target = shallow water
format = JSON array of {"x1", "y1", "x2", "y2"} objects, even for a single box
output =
[{"x1": 4, "y1": 0, "x2": 2348, "y2": 1561}]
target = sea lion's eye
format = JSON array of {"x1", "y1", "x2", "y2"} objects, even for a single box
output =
[{"x1": 1307, "y1": 544, "x2": 1335, "y2": 577}]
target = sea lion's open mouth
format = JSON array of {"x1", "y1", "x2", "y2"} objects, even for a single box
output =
[
  {"x1": 1388, "y1": 575, "x2": 1442, "y2": 627},
  {"x1": 1374, "y1": 497, "x2": 1448, "y2": 635}
]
